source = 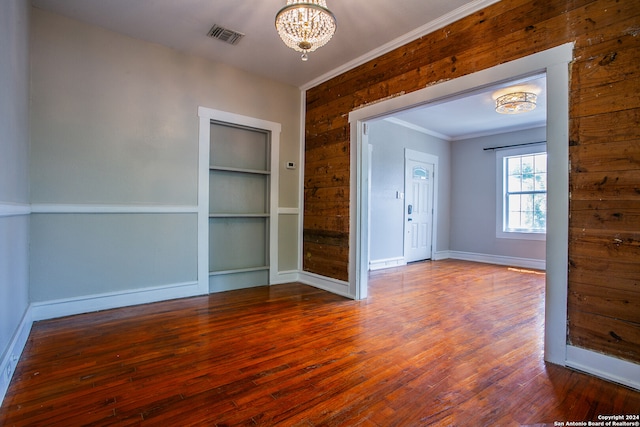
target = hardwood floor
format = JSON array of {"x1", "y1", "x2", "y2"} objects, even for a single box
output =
[{"x1": 1, "y1": 260, "x2": 639, "y2": 426}]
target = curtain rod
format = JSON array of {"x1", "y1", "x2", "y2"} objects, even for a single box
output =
[{"x1": 483, "y1": 141, "x2": 547, "y2": 151}]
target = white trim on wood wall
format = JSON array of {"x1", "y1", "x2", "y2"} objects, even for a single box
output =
[
  {"x1": 301, "y1": 0, "x2": 501, "y2": 90},
  {"x1": 566, "y1": 346, "x2": 640, "y2": 391},
  {"x1": 298, "y1": 90, "x2": 307, "y2": 273},
  {"x1": 349, "y1": 43, "x2": 574, "y2": 368},
  {"x1": 298, "y1": 271, "x2": 352, "y2": 299}
]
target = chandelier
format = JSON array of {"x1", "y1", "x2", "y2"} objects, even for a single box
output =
[
  {"x1": 495, "y1": 92, "x2": 538, "y2": 114},
  {"x1": 275, "y1": 0, "x2": 337, "y2": 61}
]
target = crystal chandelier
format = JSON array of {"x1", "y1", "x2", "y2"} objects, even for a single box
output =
[
  {"x1": 495, "y1": 92, "x2": 538, "y2": 114},
  {"x1": 275, "y1": 0, "x2": 337, "y2": 61}
]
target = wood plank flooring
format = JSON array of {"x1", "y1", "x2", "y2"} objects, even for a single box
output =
[{"x1": 1, "y1": 260, "x2": 639, "y2": 426}]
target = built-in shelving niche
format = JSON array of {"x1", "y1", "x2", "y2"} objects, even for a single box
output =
[{"x1": 209, "y1": 121, "x2": 271, "y2": 291}]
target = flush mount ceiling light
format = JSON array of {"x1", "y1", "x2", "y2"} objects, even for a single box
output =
[
  {"x1": 275, "y1": 0, "x2": 337, "y2": 61},
  {"x1": 495, "y1": 92, "x2": 538, "y2": 114}
]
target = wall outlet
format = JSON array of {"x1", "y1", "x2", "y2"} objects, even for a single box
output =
[{"x1": 285, "y1": 161, "x2": 296, "y2": 170}]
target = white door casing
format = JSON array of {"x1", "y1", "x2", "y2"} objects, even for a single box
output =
[
  {"x1": 197, "y1": 107, "x2": 280, "y2": 294},
  {"x1": 350, "y1": 44, "x2": 573, "y2": 369}
]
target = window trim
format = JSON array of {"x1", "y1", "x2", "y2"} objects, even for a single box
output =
[{"x1": 496, "y1": 143, "x2": 547, "y2": 241}]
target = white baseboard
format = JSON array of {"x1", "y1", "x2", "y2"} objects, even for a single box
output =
[
  {"x1": 297, "y1": 271, "x2": 353, "y2": 299},
  {"x1": 369, "y1": 257, "x2": 406, "y2": 271},
  {"x1": 368, "y1": 251, "x2": 544, "y2": 270},
  {"x1": 29, "y1": 269, "x2": 351, "y2": 323},
  {"x1": 271, "y1": 270, "x2": 299, "y2": 285},
  {"x1": 30, "y1": 281, "x2": 204, "y2": 321},
  {"x1": 28, "y1": 268, "x2": 353, "y2": 322},
  {"x1": 0, "y1": 307, "x2": 33, "y2": 404},
  {"x1": 448, "y1": 250, "x2": 545, "y2": 270},
  {"x1": 566, "y1": 345, "x2": 640, "y2": 391}
]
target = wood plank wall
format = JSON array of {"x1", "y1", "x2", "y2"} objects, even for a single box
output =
[{"x1": 304, "y1": 0, "x2": 640, "y2": 363}]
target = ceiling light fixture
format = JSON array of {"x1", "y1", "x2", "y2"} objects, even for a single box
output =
[
  {"x1": 275, "y1": 0, "x2": 337, "y2": 61},
  {"x1": 495, "y1": 92, "x2": 538, "y2": 114}
]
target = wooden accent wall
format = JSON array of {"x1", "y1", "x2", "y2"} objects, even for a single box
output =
[{"x1": 304, "y1": 0, "x2": 640, "y2": 363}]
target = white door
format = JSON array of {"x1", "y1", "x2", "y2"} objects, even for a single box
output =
[{"x1": 404, "y1": 158, "x2": 434, "y2": 263}]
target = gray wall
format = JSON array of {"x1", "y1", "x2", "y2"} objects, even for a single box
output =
[
  {"x1": 368, "y1": 120, "x2": 546, "y2": 266},
  {"x1": 29, "y1": 8, "x2": 301, "y2": 301},
  {"x1": 0, "y1": 0, "x2": 30, "y2": 379},
  {"x1": 368, "y1": 120, "x2": 451, "y2": 262},
  {"x1": 30, "y1": 214, "x2": 197, "y2": 301},
  {"x1": 450, "y1": 127, "x2": 546, "y2": 260}
]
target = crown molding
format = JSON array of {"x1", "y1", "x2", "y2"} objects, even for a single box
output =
[
  {"x1": 383, "y1": 117, "x2": 453, "y2": 141},
  {"x1": 301, "y1": 0, "x2": 501, "y2": 90}
]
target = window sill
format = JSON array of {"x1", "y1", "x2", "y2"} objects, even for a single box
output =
[{"x1": 497, "y1": 230, "x2": 546, "y2": 241}]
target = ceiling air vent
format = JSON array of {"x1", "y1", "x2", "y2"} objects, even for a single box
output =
[{"x1": 207, "y1": 24, "x2": 245, "y2": 45}]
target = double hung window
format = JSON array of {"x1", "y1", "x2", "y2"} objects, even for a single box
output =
[{"x1": 497, "y1": 146, "x2": 547, "y2": 239}]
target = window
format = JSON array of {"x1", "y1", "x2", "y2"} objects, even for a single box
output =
[
  {"x1": 496, "y1": 145, "x2": 547, "y2": 240},
  {"x1": 413, "y1": 166, "x2": 428, "y2": 180}
]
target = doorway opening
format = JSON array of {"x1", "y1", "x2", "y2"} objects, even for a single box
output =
[
  {"x1": 367, "y1": 74, "x2": 547, "y2": 271},
  {"x1": 349, "y1": 44, "x2": 572, "y2": 365}
]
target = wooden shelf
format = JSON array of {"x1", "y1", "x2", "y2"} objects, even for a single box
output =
[
  {"x1": 209, "y1": 166, "x2": 270, "y2": 175},
  {"x1": 209, "y1": 266, "x2": 269, "y2": 276},
  {"x1": 209, "y1": 213, "x2": 269, "y2": 218}
]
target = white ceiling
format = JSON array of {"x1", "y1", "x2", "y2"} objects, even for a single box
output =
[
  {"x1": 30, "y1": 0, "x2": 546, "y2": 139},
  {"x1": 387, "y1": 75, "x2": 547, "y2": 140}
]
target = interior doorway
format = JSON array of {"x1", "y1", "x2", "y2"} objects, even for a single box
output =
[
  {"x1": 366, "y1": 74, "x2": 547, "y2": 272},
  {"x1": 349, "y1": 44, "x2": 572, "y2": 366}
]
